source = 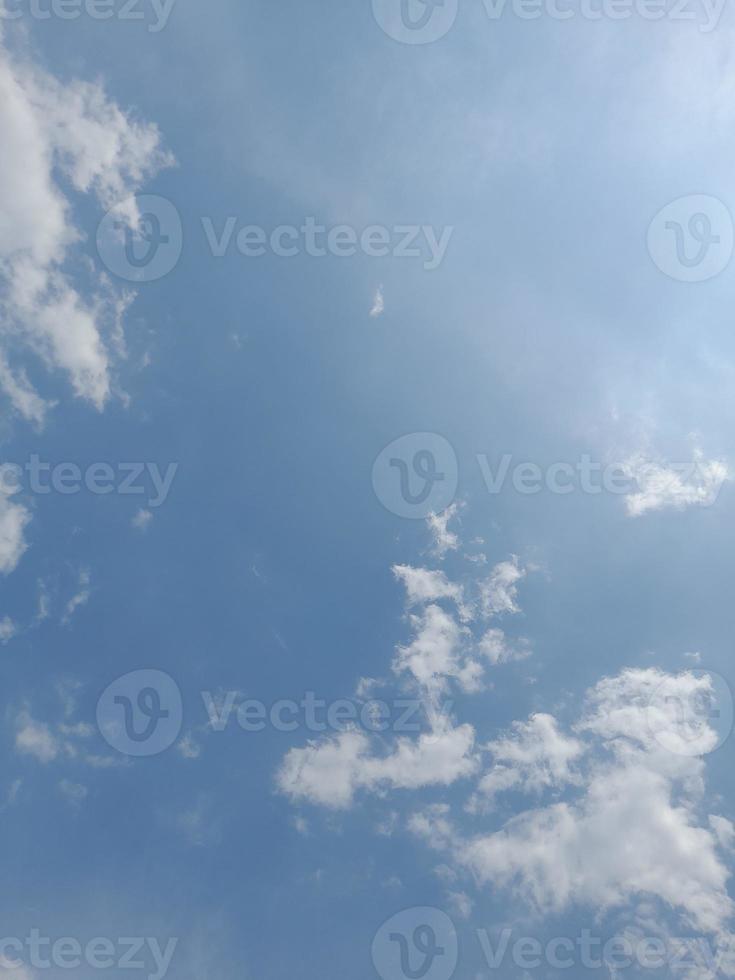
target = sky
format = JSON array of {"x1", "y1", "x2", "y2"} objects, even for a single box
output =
[{"x1": 1, "y1": 1, "x2": 735, "y2": 979}]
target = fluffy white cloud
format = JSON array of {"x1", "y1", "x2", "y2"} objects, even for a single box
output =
[
  {"x1": 0, "y1": 616, "x2": 17, "y2": 644},
  {"x1": 393, "y1": 604, "x2": 482, "y2": 696},
  {"x1": 427, "y1": 505, "x2": 460, "y2": 558},
  {"x1": 412, "y1": 669, "x2": 735, "y2": 944},
  {"x1": 15, "y1": 711, "x2": 59, "y2": 763},
  {"x1": 479, "y1": 557, "x2": 526, "y2": 618},
  {"x1": 0, "y1": 29, "x2": 171, "y2": 421},
  {"x1": 392, "y1": 565, "x2": 465, "y2": 611},
  {"x1": 0, "y1": 484, "x2": 30, "y2": 575},
  {"x1": 478, "y1": 627, "x2": 531, "y2": 665},
  {"x1": 277, "y1": 723, "x2": 478, "y2": 810},
  {"x1": 277, "y1": 529, "x2": 535, "y2": 811},
  {"x1": 61, "y1": 569, "x2": 91, "y2": 626},
  {"x1": 369, "y1": 284, "x2": 384, "y2": 318},
  {"x1": 474, "y1": 713, "x2": 584, "y2": 806},
  {"x1": 622, "y1": 452, "x2": 729, "y2": 518}
]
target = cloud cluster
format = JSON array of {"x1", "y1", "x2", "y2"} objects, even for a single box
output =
[
  {"x1": 412, "y1": 668, "x2": 735, "y2": 954},
  {"x1": 277, "y1": 510, "x2": 734, "y2": 958},
  {"x1": 277, "y1": 509, "x2": 533, "y2": 808},
  {"x1": 0, "y1": 27, "x2": 171, "y2": 425}
]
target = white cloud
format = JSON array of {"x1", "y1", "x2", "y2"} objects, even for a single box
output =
[
  {"x1": 131, "y1": 508, "x2": 154, "y2": 531},
  {"x1": 369, "y1": 284, "x2": 384, "y2": 318},
  {"x1": 393, "y1": 604, "x2": 482, "y2": 696},
  {"x1": 59, "y1": 779, "x2": 88, "y2": 806},
  {"x1": 622, "y1": 452, "x2": 729, "y2": 518},
  {"x1": 0, "y1": 486, "x2": 30, "y2": 575},
  {"x1": 276, "y1": 723, "x2": 478, "y2": 810},
  {"x1": 15, "y1": 710, "x2": 58, "y2": 763},
  {"x1": 61, "y1": 569, "x2": 91, "y2": 626},
  {"x1": 277, "y1": 526, "x2": 535, "y2": 811},
  {"x1": 0, "y1": 615, "x2": 17, "y2": 644},
  {"x1": 177, "y1": 732, "x2": 201, "y2": 760},
  {"x1": 393, "y1": 564, "x2": 465, "y2": 611},
  {"x1": 14, "y1": 691, "x2": 118, "y2": 769},
  {"x1": 447, "y1": 890, "x2": 473, "y2": 920},
  {"x1": 479, "y1": 558, "x2": 526, "y2": 618},
  {"x1": 710, "y1": 815, "x2": 735, "y2": 853},
  {"x1": 411, "y1": 669, "x2": 735, "y2": 944},
  {"x1": 427, "y1": 504, "x2": 460, "y2": 558},
  {"x1": 473, "y1": 713, "x2": 584, "y2": 806},
  {"x1": 0, "y1": 30, "x2": 171, "y2": 421},
  {"x1": 0, "y1": 957, "x2": 35, "y2": 980},
  {"x1": 478, "y1": 628, "x2": 532, "y2": 666}
]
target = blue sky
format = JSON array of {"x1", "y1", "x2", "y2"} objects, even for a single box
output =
[{"x1": 2, "y1": 2, "x2": 735, "y2": 979}]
